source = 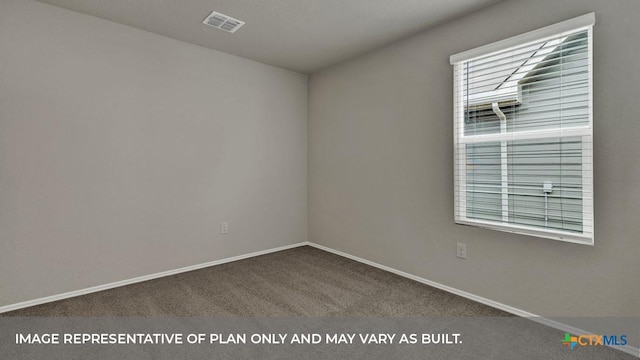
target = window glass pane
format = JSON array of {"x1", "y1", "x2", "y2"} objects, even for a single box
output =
[
  {"x1": 465, "y1": 142, "x2": 502, "y2": 221},
  {"x1": 464, "y1": 108, "x2": 501, "y2": 136},
  {"x1": 507, "y1": 137, "x2": 583, "y2": 233},
  {"x1": 511, "y1": 31, "x2": 589, "y2": 132},
  {"x1": 463, "y1": 30, "x2": 590, "y2": 137}
]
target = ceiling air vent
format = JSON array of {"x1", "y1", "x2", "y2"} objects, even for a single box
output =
[{"x1": 202, "y1": 11, "x2": 245, "y2": 33}]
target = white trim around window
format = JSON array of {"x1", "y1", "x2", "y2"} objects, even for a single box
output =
[{"x1": 451, "y1": 13, "x2": 595, "y2": 245}]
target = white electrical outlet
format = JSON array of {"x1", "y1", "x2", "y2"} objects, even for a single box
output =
[
  {"x1": 221, "y1": 222, "x2": 229, "y2": 234},
  {"x1": 456, "y1": 243, "x2": 467, "y2": 259}
]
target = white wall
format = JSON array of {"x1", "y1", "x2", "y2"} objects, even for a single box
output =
[
  {"x1": 309, "y1": 0, "x2": 639, "y2": 320},
  {"x1": 0, "y1": 0, "x2": 307, "y2": 306}
]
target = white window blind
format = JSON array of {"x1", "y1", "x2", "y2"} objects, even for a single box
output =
[{"x1": 450, "y1": 14, "x2": 594, "y2": 244}]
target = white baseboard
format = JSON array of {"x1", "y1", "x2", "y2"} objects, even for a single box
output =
[
  {"x1": 0, "y1": 242, "x2": 309, "y2": 315},
  {"x1": 307, "y1": 242, "x2": 639, "y2": 358},
  {"x1": 1, "y1": 241, "x2": 636, "y2": 357},
  {"x1": 306, "y1": 242, "x2": 536, "y2": 317}
]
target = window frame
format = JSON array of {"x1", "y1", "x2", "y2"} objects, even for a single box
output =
[{"x1": 450, "y1": 13, "x2": 595, "y2": 245}]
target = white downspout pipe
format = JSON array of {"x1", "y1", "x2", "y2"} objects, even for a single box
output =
[{"x1": 492, "y1": 102, "x2": 508, "y2": 223}]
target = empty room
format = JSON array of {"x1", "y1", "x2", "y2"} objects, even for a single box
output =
[{"x1": 0, "y1": 0, "x2": 638, "y2": 359}]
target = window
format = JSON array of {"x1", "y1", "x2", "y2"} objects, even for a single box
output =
[{"x1": 450, "y1": 13, "x2": 595, "y2": 244}]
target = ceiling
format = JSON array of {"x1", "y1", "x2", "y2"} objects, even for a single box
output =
[{"x1": 38, "y1": 0, "x2": 506, "y2": 74}]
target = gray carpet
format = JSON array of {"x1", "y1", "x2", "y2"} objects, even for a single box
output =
[
  {"x1": 3, "y1": 246, "x2": 507, "y2": 317},
  {"x1": 2, "y1": 246, "x2": 637, "y2": 359}
]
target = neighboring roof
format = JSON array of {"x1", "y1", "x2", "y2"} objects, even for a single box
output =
[
  {"x1": 465, "y1": 36, "x2": 569, "y2": 108},
  {"x1": 518, "y1": 32, "x2": 588, "y2": 85}
]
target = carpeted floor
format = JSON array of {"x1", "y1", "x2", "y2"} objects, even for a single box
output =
[
  {"x1": 2, "y1": 246, "x2": 508, "y2": 317},
  {"x1": 2, "y1": 246, "x2": 637, "y2": 359}
]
